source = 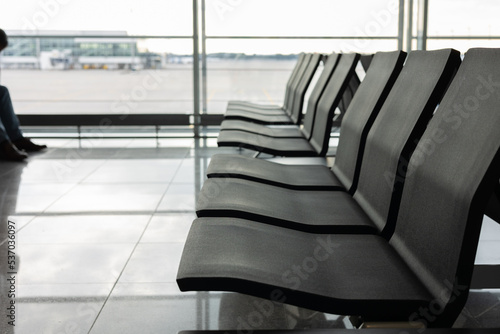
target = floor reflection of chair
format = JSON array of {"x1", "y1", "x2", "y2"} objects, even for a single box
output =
[{"x1": 217, "y1": 293, "x2": 352, "y2": 331}]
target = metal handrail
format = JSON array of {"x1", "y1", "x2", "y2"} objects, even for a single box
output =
[
  {"x1": 6, "y1": 34, "x2": 192, "y2": 39},
  {"x1": 426, "y1": 35, "x2": 500, "y2": 40},
  {"x1": 205, "y1": 35, "x2": 398, "y2": 40},
  {"x1": 6, "y1": 34, "x2": 404, "y2": 40}
]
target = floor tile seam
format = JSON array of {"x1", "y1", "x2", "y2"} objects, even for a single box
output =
[
  {"x1": 14, "y1": 288, "x2": 212, "y2": 305},
  {"x1": 77, "y1": 181, "x2": 172, "y2": 185},
  {"x1": 73, "y1": 154, "x2": 113, "y2": 184},
  {"x1": 114, "y1": 141, "x2": 141, "y2": 158},
  {"x1": 135, "y1": 240, "x2": 187, "y2": 246},
  {"x1": 31, "y1": 155, "x2": 110, "y2": 216},
  {"x1": 86, "y1": 213, "x2": 156, "y2": 334},
  {"x1": 150, "y1": 149, "x2": 191, "y2": 215},
  {"x1": 15, "y1": 143, "x2": 186, "y2": 333},
  {"x1": 473, "y1": 300, "x2": 500, "y2": 318},
  {"x1": 2, "y1": 216, "x2": 37, "y2": 235},
  {"x1": 0, "y1": 165, "x2": 23, "y2": 179},
  {"x1": 14, "y1": 296, "x2": 109, "y2": 303},
  {"x1": 36, "y1": 178, "x2": 169, "y2": 215},
  {"x1": 16, "y1": 241, "x2": 143, "y2": 245},
  {"x1": 22, "y1": 144, "x2": 155, "y2": 332},
  {"x1": 17, "y1": 282, "x2": 113, "y2": 286}
]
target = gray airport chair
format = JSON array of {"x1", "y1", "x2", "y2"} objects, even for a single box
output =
[
  {"x1": 223, "y1": 53, "x2": 321, "y2": 125},
  {"x1": 219, "y1": 53, "x2": 340, "y2": 138},
  {"x1": 226, "y1": 53, "x2": 307, "y2": 111},
  {"x1": 216, "y1": 53, "x2": 361, "y2": 157},
  {"x1": 224, "y1": 53, "x2": 311, "y2": 116},
  {"x1": 485, "y1": 180, "x2": 500, "y2": 223},
  {"x1": 205, "y1": 51, "x2": 406, "y2": 189},
  {"x1": 333, "y1": 54, "x2": 373, "y2": 121},
  {"x1": 177, "y1": 48, "x2": 500, "y2": 327},
  {"x1": 197, "y1": 49, "x2": 461, "y2": 235}
]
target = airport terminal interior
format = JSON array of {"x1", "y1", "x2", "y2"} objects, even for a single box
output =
[{"x1": 1, "y1": 0, "x2": 500, "y2": 333}]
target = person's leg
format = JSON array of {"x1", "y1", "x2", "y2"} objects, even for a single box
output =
[
  {"x1": 0, "y1": 85, "x2": 23, "y2": 141},
  {"x1": 0, "y1": 85, "x2": 26, "y2": 160},
  {"x1": 0, "y1": 85, "x2": 46, "y2": 153},
  {"x1": 0, "y1": 117, "x2": 9, "y2": 143},
  {"x1": 0, "y1": 85, "x2": 12, "y2": 142}
]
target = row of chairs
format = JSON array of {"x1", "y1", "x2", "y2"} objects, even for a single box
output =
[
  {"x1": 177, "y1": 48, "x2": 500, "y2": 328},
  {"x1": 216, "y1": 52, "x2": 361, "y2": 157}
]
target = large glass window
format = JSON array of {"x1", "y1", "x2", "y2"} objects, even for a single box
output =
[
  {"x1": 205, "y1": 0, "x2": 398, "y2": 37},
  {"x1": 202, "y1": 0, "x2": 399, "y2": 114},
  {"x1": 2, "y1": 0, "x2": 500, "y2": 133},
  {"x1": 0, "y1": 0, "x2": 193, "y2": 118},
  {"x1": 426, "y1": 0, "x2": 500, "y2": 51},
  {"x1": 1, "y1": 0, "x2": 192, "y2": 35}
]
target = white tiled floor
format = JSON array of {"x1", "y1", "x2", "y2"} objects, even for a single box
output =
[{"x1": 0, "y1": 138, "x2": 498, "y2": 334}]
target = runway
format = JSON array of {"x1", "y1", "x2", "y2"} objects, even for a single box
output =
[{"x1": 1, "y1": 60, "x2": 295, "y2": 115}]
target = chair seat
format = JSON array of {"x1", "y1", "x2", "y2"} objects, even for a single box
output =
[
  {"x1": 196, "y1": 178, "x2": 377, "y2": 233},
  {"x1": 220, "y1": 120, "x2": 304, "y2": 138},
  {"x1": 217, "y1": 131, "x2": 317, "y2": 157},
  {"x1": 206, "y1": 154, "x2": 344, "y2": 190},
  {"x1": 177, "y1": 218, "x2": 432, "y2": 320},
  {"x1": 223, "y1": 112, "x2": 294, "y2": 125},
  {"x1": 225, "y1": 105, "x2": 286, "y2": 116},
  {"x1": 227, "y1": 100, "x2": 282, "y2": 110}
]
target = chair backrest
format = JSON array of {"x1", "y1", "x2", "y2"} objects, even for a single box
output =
[
  {"x1": 334, "y1": 55, "x2": 375, "y2": 129},
  {"x1": 283, "y1": 53, "x2": 312, "y2": 114},
  {"x1": 332, "y1": 50, "x2": 406, "y2": 193},
  {"x1": 336, "y1": 74, "x2": 360, "y2": 119},
  {"x1": 281, "y1": 53, "x2": 306, "y2": 110},
  {"x1": 352, "y1": 49, "x2": 461, "y2": 234},
  {"x1": 359, "y1": 53, "x2": 374, "y2": 72},
  {"x1": 485, "y1": 180, "x2": 500, "y2": 223},
  {"x1": 288, "y1": 53, "x2": 322, "y2": 124},
  {"x1": 299, "y1": 53, "x2": 341, "y2": 140},
  {"x1": 389, "y1": 48, "x2": 500, "y2": 327},
  {"x1": 303, "y1": 53, "x2": 360, "y2": 156}
]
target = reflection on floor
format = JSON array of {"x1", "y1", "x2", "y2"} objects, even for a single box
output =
[{"x1": 0, "y1": 138, "x2": 498, "y2": 334}]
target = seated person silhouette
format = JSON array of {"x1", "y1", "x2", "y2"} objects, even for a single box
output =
[{"x1": 0, "y1": 29, "x2": 46, "y2": 161}]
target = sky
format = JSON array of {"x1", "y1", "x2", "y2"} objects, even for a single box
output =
[{"x1": 1, "y1": 0, "x2": 500, "y2": 54}]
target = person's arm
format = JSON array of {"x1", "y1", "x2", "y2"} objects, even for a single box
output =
[
  {"x1": 0, "y1": 29, "x2": 8, "y2": 83},
  {"x1": 0, "y1": 28, "x2": 8, "y2": 51}
]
